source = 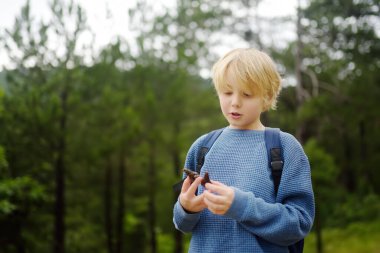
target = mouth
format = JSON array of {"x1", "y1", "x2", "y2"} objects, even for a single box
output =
[{"x1": 230, "y1": 112, "x2": 242, "y2": 119}]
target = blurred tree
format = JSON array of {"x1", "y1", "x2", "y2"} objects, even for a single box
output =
[
  {"x1": 270, "y1": 0, "x2": 379, "y2": 252},
  {"x1": 1, "y1": 0, "x2": 91, "y2": 252},
  {"x1": 305, "y1": 139, "x2": 339, "y2": 253},
  {"x1": 292, "y1": 0, "x2": 380, "y2": 195},
  {"x1": 0, "y1": 172, "x2": 48, "y2": 252},
  {"x1": 129, "y1": 0, "x2": 231, "y2": 73},
  {"x1": 273, "y1": 0, "x2": 380, "y2": 194},
  {"x1": 0, "y1": 86, "x2": 48, "y2": 252},
  {"x1": 129, "y1": 1, "x2": 227, "y2": 252}
]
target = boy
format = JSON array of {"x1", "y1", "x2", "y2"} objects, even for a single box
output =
[{"x1": 173, "y1": 48, "x2": 315, "y2": 253}]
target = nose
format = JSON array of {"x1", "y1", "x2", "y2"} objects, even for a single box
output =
[{"x1": 231, "y1": 94, "x2": 241, "y2": 107}]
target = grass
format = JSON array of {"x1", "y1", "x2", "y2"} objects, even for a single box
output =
[
  {"x1": 157, "y1": 220, "x2": 380, "y2": 253},
  {"x1": 304, "y1": 220, "x2": 380, "y2": 253}
]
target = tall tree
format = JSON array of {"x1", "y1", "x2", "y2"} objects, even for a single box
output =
[
  {"x1": 267, "y1": 0, "x2": 379, "y2": 251},
  {"x1": 274, "y1": 1, "x2": 380, "y2": 252},
  {"x1": 129, "y1": 1, "x2": 229, "y2": 252},
  {"x1": 1, "y1": 1, "x2": 91, "y2": 252},
  {"x1": 301, "y1": 0, "x2": 380, "y2": 193}
]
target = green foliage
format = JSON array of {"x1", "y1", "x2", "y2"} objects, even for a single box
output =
[
  {"x1": 65, "y1": 209, "x2": 107, "y2": 253},
  {"x1": 330, "y1": 194, "x2": 380, "y2": 227},
  {"x1": 157, "y1": 232, "x2": 175, "y2": 253},
  {"x1": 0, "y1": 175, "x2": 48, "y2": 216},
  {"x1": 305, "y1": 139, "x2": 338, "y2": 187},
  {"x1": 0, "y1": 88, "x2": 4, "y2": 113},
  {"x1": 0, "y1": 146, "x2": 8, "y2": 175},
  {"x1": 1, "y1": 144, "x2": 39, "y2": 220},
  {"x1": 129, "y1": 0, "x2": 232, "y2": 72}
]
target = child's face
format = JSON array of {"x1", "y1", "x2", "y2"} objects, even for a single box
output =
[{"x1": 218, "y1": 70, "x2": 264, "y2": 130}]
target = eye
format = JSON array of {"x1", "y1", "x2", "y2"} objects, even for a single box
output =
[
  {"x1": 243, "y1": 92, "x2": 252, "y2": 97},
  {"x1": 224, "y1": 91, "x2": 233, "y2": 95}
]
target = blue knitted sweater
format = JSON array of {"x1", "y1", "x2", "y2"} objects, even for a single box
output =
[{"x1": 173, "y1": 128, "x2": 315, "y2": 253}]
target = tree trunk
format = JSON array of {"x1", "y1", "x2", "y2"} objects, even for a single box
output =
[
  {"x1": 359, "y1": 121, "x2": 372, "y2": 191},
  {"x1": 315, "y1": 196, "x2": 323, "y2": 253},
  {"x1": 173, "y1": 123, "x2": 183, "y2": 253},
  {"x1": 105, "y1": 158, "x2": 114, "y2": 253},
  {"x1": 116, "y1": 153, "x2": 126, "y2": 253},
  {"x1": 295, "y1": 0, "x2": 305, "y2": 142},
  {"x1": 342, "y1": 131, "x2": 355, "y2": 192},
  {"x1": 54, "y1": 89, "x2": 68, "y2": 253},
  {"x1": 173, "y1": 196, "x2": 183, "y2": 253},
  {"x1": 148, "y1": 142, "x2": 157, "y2": 253},
  {"x1": 15, "y1": 221, "x2": 25, "y2": 253},
  {"x1": 294, "y1": 2, "x2": 324, "y2": 253}
]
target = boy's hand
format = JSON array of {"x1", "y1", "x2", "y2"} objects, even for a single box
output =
[
  {"x1": 179, "y1": 176, "x2": 207, "y2": 213},
  {"x1": 204, "y1": 181, "x2": 234, "y2": 215}
]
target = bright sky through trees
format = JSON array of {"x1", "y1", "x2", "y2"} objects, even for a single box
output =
[{"x1": 0, "y1": 0, "x2": 298, "y2": 70}]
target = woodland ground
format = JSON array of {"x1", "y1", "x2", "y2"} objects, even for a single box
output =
[{"x1": 156, "y1": 220, "x2": 380, "y2": 253}]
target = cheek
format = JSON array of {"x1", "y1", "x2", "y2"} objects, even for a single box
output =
[
  {"x1": 219, "y1": 97, "x2": 229, "y2": 113},
  {"x1": 219, "y1": 98, "x2": 226, "y2": 110},
  {"x1": 218, "y1": 95, "x2": 226, "y2": 105},
  {"x1": 248, "y1": 99, "x2": 264, "y2": 113}
]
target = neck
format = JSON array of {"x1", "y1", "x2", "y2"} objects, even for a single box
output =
[{"x1": 229, "y1": 122, "x2": 265, "y2": 131}]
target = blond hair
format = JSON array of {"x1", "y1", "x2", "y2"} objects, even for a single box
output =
[{"x1": 211, "y1": 48, "x2": 282, "y2": 111}]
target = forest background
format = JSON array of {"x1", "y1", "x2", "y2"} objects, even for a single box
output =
[{"x1": 0, "y1": 0, "x2": 379, "y2": 253}]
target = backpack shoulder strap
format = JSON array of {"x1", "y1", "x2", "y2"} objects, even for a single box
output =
[
  {"x1": 265, "y1": 128, "x2": 305, "y2": 253},
  {"x1": 172, "y1": 128, "x2": 224, "y2": 195},
  {"x1": 196, "y1": 128, "x2": 224, "y2": 173},
  {"x1": 264, "y1": 127, "x2": 283, "y2": 196}
]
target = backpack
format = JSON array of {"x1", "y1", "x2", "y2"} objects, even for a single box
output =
[{"x1": 173, "y1": 127, "x2": 304, "y2": 253}]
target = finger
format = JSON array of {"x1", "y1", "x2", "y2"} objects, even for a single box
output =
[
  {"x1": 193, "y1": 195, "x2": 207, "y2": 207},
  {"x1": 187, "y1": 177, "x2": 202, "y2": 194},
  {"x1": 205, "y1": 181, "x2": 229, "y2": 195},
  {"x1": 209, "y1": 180, "x2": 224, "y2": 186},
  {"x1": 204, "y1": 190, "x2": 225, "y2": 205},
  {"x1": 181, "y1": 176, "x2": 191, "y2": 193},
  {"x1": 189, "y1": 198, "x2": 208, "y2": 213},
  {"x1": 204, "y1": 197, "x2": 226, "y2": 215}
]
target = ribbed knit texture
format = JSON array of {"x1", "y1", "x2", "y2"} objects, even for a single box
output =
[{"x1": 173, "y1": 127, "x2": 315, "y2": 253}]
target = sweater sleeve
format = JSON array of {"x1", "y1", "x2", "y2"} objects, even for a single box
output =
[
  {"x1": 224, "y1": 133, "x2": 315, "y2": 246},
  {"x1": 173, "y1": 134, "x2": 206, "y2": 233}
]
